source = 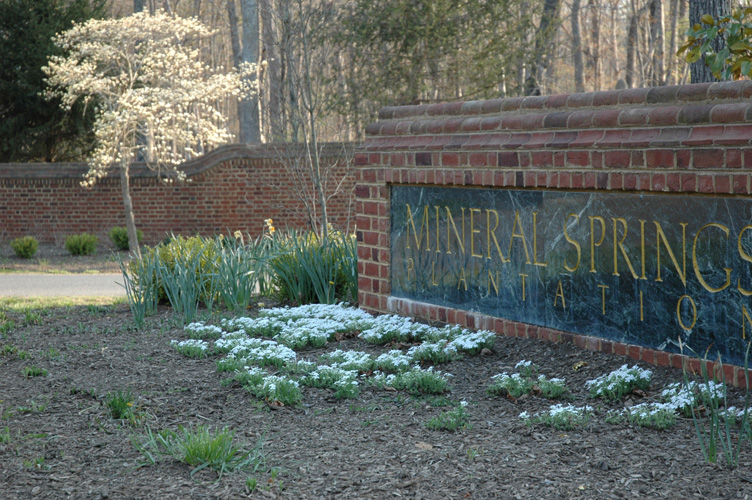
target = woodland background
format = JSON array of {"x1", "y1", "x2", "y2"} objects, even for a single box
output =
[{"x1": 0, "y1": 0, "x2": 745, "y2": 163}]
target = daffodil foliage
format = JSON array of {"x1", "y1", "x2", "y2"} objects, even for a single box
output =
[{"x1": 44, "y1": 9, "x2": 256, "y2": 187}]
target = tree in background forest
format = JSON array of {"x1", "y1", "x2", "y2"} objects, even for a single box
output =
[
  {"x1": 44, "y1": 10, "x2": 255, "y2": 257},
  {"x1": 688, "y1": 0, "x2": 731, "y2": 82},
  {"x1": 0, "y1": 0, "x2": 107, "y2": 162},
  {"x1": 680, "y1": 5, "x2": 752, "y2": 80}
]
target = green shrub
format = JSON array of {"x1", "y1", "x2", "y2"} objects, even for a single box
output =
[
  {"x1": 109, "y1": 226, "x2": 143, "y2": 251},
  {"x1": 65, "y1": 233, "x2": 99, "y2": 256},
  {"x1": 10, "y1": 236, "x2": 39, "y2": 259}
]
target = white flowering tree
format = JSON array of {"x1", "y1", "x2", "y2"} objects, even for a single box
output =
[{"x1": 44, "y1": 10, "x2": 255, "y2": 258}]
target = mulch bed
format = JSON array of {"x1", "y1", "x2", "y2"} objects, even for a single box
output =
[{"x1": 1, "y1": 303, "x2": 751, "y2": 499}]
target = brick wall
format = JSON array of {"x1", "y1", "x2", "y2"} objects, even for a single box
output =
[
  {"x1": 0, "y1": 143, "x2": 356, "y2": 244},
  {"x1": 354, "y1": 81, "x2": 752, "y2": 383}
]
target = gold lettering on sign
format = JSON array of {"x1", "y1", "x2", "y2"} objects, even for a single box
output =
[
  {"x1": 692, "y1": 223, "x2": 732, "y2": 293},
  {"x1": 431, "y1": 261, "x2": 438, "y2": 286},
  {"x1": 434, "y1": 206, "x2": 441, "y2": 253},
  {"x1": 655, "y1": 221, "x2": 688, "y2": 286},
  {"x1": 589, "y1": 216, "x2": 606, "y2": 273},
  {"x1": 532, "y1": 212, "x2": 548, "y2": 267},
  {"x1": 743, "y1": 306, "x2": 752, "y2": 340},
  {"x1": 519, "y1": 273, "x2": 528, "y2": 301},
  {"x1": 676, "y1": 295, "x2": 697, "y2": 330},
  {"x1": 639, "y1": 291, "x2": 644, "y2": 321},
  {"x1": 407, "y1": 258, "x2": 414, "y2": 282},
  {"x1": 446, "y1": 207, "x2": 466, "y2": 255},
  {"x1": 509, "y1": 211, "x2": 532, "y2": 265},
  {"x1": 554, "y1": 280, "x2": 566, "y2": 309},
  {"x1": 738, "y1": 225, "x2": 752, "y2": 296},
  {"x1": 612, "y1": 217, "x2": 638, "y2": 279},
  {"x1": 457, "y1": 265, "x2": 468, "y2": 291},
  {"x1": 470, "y1": 208, "x2": 483, "y2": 259},
  {"x1": 564, "y1": 213, "x2": 581, "y2": 272},
  {"x1": 487, "y1": 269, "x2": 499, "y2": 296},
  {"x1": 597, "y1": 284, "x2": 609, "y2": 315},
  {"x1": 486, "y1": 209, "x2": 509, "y2": 263},
  {"x1": 639, "y1": 219, "x2": 648, "y2": 280},
  {"x1": 406, "y1": 204, "x2": 430, "y2": 251}
]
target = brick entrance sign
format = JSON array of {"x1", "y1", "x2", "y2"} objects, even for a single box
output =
[{"x1": 354, "y1": 81, "x2": 752, "y2": 382}]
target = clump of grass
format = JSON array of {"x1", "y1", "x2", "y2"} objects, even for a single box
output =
[
  {"x1": 105, "y1": 389, "x2": 136, "y2": 420},
  {"x1": 22, "y1": 366, "x2": 47, "y2": 378},
  {"x1": 131, "y1": 425, "x2": 267, "y2": 479},
  {"x1": 23, "y1": 457, "x2": 46, "y2": 469},
  {"x1": 425, "y1": 402, "x2": 470, "y2": 432},
  {"x1": 23, "y1": 311, "x2": 41, "y2": 326}
]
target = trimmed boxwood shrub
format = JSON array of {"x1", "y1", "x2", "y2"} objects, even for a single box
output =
[
  {"x1": 10, "y1": 236, "x2": 39, "y2": 259},
  {"x1": 65, "y1": 233, "x2": 99, "y2": 256}
]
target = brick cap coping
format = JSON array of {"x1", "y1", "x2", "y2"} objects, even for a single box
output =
[
  {"x1": 373, "y1": 296, "x2": 751, "y2": 389},
  {"x1": 364, "y1": 82, "x2": 752, "y2": 140},
  {"x1": 0, "y1": 142, "x2": 354, "y2": 181},
  {"x1": 378, "y1": 81, "x2": 752, "y2": 121}
]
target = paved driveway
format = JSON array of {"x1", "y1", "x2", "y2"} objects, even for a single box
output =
[{"x1": 0, "y1": 273, "x2": 126, "y2": 297}]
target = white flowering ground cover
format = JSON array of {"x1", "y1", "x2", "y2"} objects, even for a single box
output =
[{"x1": 2, "y1": 300, "x2": 752, "y2": 499}]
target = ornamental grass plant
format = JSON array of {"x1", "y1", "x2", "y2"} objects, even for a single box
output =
[{"x1": 131, "y1": 425, "x2": 267, "y2": 480}]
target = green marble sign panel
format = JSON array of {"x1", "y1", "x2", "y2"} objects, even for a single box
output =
[{"x1": 391, "y1": 186, "x2": 752, "y2": 365}]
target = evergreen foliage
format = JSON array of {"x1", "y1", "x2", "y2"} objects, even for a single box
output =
[{"x1": 0, "y1": 0, "x2": 106, "y2": 162}]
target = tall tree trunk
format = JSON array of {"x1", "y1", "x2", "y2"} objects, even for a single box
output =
[
  {"x1": 572, "y1": 0, "x2": 585, "y2": 92},
  {"x1": 531, "y1": 0, "x2": 561, "y2": 92},
  {"x1": 587, "y1": 0, "x2": 601, "y2": 91},
  {"x1": 666, "y1": 0, "x2": 680, "y2": 84},
  {"x1": 689, "y1": 0, "x2": 730, "y2": 82},
  {"x1": 119, "y1": 159, "x2": 141, "y2": 260},
  {"x1": 227, "y1": 0, "x2": 242, "y2": 68},
  {"x1": 610, "y1": 0, "x2": 618, "y2": 84},
  {"x1": 649, "y1": 0, "x2": 665, "y2": 85},
  {"x1": 260, "y1": 0, "x2": 282, "y2": 141},
  {"x1": 239, "y1": 0, "x2": 261, "y2": 143},
  {"x1": 626, "y1": 1, "x2": 638, "y2": 87},
  {"x1": 134, "y1": 0, "x2": 145, "y2": 12}
]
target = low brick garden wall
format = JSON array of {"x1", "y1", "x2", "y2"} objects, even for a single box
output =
[{"x1": 0, "y1": 143, "x2": 355, "y2": 244}]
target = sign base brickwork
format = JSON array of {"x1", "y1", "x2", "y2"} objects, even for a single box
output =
[{"x1": 355, "y1": 81, "x2": 752, "y2": 384}]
